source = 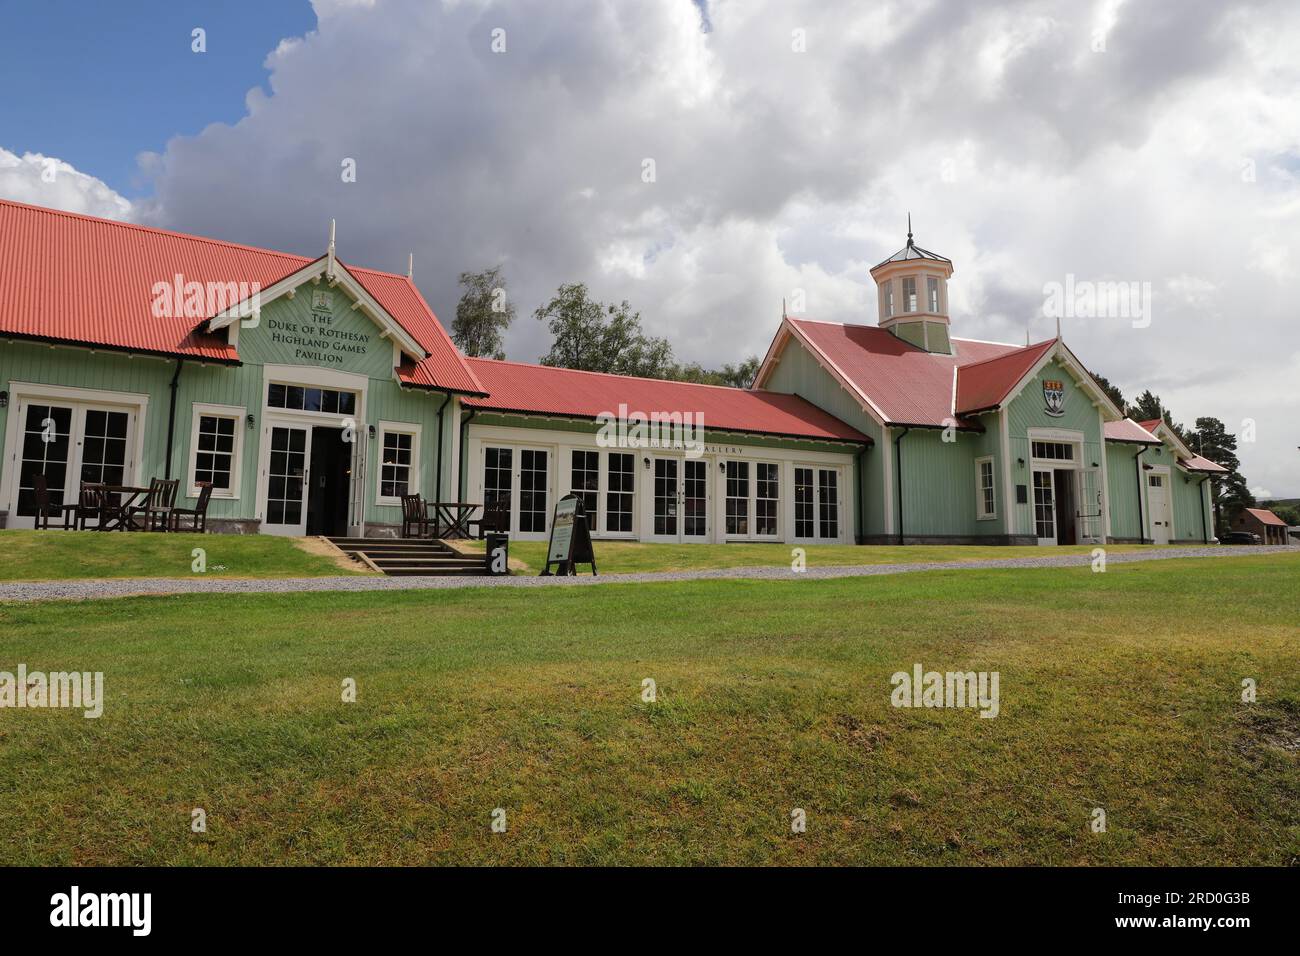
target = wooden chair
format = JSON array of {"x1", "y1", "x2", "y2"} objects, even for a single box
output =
[
  {"x1": 30, "y1": 474, "x2": 74, "y2": 530},
  {"x1": 400, "y1": 494, "x2": 430, "y2": 538},
  {"x1": 469, "y1": 494, "x2": 511, "y2": 540},
  {"x1": 127, "y1": 477, "x2": 179, "y2": 531},
  {"x1": 171, "y1": 482, "x2": 214, "y2": 533},
  {"x1": 67, "y1": 483, "x2": 115, "y2": 530}
]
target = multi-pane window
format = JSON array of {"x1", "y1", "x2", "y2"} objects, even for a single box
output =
[
  {"x1": 267, "y1": 383, "x2": 357, "y2": 415},
  {"x1": 902, "y1": 277, "x2": 917, "y2": 313},
  {"x1": 483, "y1": 447, "x2": 512, "y2": 507},
  {"x1": 976, "y1": 457, "x2": 995, "y2": 519},
  {"x1": 194, "y1": 415, "x2": 236, "y2": 492},
  {"x1": 927, "y1": 276, "x2": 940, "y2": 312},
  {"x1": 794, "y1": 467, "x2": 814, "y2": 539},
  {"x1": 683, "y1": 459, "x2": 707, "y2": 537},
  {"x1": 267, "y1": 426, "x2": 307, "y2": 527},
  {"x1": 1031, "y1": 441, "x2": 1073, "y2": 461},
  {"x1": 380, "y1": 431, "x2": 413, "y2": 499},
  {"x1": 818, "y1": 469, "x2": 839, "y2": 539},
  {"x1": 606, "y1": 452, "x2": 634, "y2": 533},
  {"x1": 17, "y1": 404, "x2": 73, "y2": 516},
  {"x1": 725, "y1": 461, "x2": 749, "y2": 536},
  {"x1": 571, "y1": 450, "x2": 599, "y2": 523},
  {"x1": 518, "y1": 449, "x2": 548, "y2": 533},
  {"x1": 1033, "y1": 471, "x2": 1055, "y2": 540},
  {"x1": 755, "y1": 462, "x2": 779, "y2": 536},
  {"x1": 882, "y1": 285, "x2": 894, "y2": 318},
  {"x1": 80, "y1": 410, "x2": 129, "y2": 487},
  {"x1": 653, "y1": 458, "x2": 678, "y2": 536}
]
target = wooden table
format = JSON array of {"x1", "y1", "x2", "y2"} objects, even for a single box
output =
[
  {"x1": 427, "y1": 502, "x2": 482, "y2": 539},
  {"x1": 80, "y1": 484, "x2": 150, "y2": 531}
]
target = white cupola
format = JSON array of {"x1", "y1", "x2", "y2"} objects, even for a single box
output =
[{"x1": 869, "y1": 216, "x2": 954, "y2": 355}]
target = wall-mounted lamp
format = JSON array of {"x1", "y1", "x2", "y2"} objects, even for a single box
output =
[
  {"x1": 245, "y1": 413, "x2": 255, "y2": 430},
  {"x1": 718, "y1": 461, "x2": 726, "y2": 472},
  {"x1": 1091, "y1": 462, "x2": 1099, "y2": 468},
  {"x1": 1017, "y1": 457, "x2": 1024, "y2": 468},
  {"x1": 368, "y1": 425, "x2": 376, "y2": 439},
  {"x1": 642, "y1": 456, "x2": 650, "y2": 470},
  {"x1": 0, "y1": 390, "x2": 8, "y2": 409}
]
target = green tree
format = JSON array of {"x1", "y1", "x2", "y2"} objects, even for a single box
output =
[
  {"x1": 451, "y1": 266, "x2": 514, "y2": 360},
  {"x1": 535, "y1": 283, "x2": 675, "y2": 377},
  {"x1": 1127, "y1": 389, "x2": 1192, "y2": 444},
  {"x1": 1190, "y1": 416, "x2": 1253, "y2": 534},
  {"x1": 1090, "y1": 373, "x2": 1125, "y2": 414},
  {"x1": 666, "y1": 355, "x2": 760, "y2": 388}
]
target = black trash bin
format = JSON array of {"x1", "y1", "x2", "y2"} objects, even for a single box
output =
[{"x1": 485, "y1": 532, "x2": 509, "y2": 575}]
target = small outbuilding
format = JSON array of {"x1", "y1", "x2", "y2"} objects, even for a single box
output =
[{"x1": 1232, "y1": 508, "x2": 1289, "y2": 545}]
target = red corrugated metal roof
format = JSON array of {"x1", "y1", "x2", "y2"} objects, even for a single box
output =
[
  {"x1": 785, "y1": 318, "x2": 1026, "y2": 428},
  {"x1": 1182, "y1": 453, "x2": 1228, "y2": 474},
  {"x1": 1244, "y1": 507, "x2": 1286, "y2": 526},
  {"x1": 462, "y1": 358, "x2": 870, "y2": 443},
  {"x1": 0, "y1": 198, "x2": 483, "y2": 394},
  {"x1": 1105, "y1": 419, "x2": 1163, "y2": 444},
  {"x1": 1137, "y1": 419, "x2": 1164, "y2": 434},
  {"x1": 954, "y1": 338, "x2": 1056, "y2": 414}
]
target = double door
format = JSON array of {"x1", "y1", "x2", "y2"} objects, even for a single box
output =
[
  {"x1": 261, "y1": 421, "x2": 366, "y2": 537},
  {"x1": 483, "y1": 445, "x2": 551, "y2": 538},
  {"x1": 648, "y1": 456, "x2": 710, "y2": 542},
  {"x1": 11, "y1": 399, "x2": 135, "y2": 527}
]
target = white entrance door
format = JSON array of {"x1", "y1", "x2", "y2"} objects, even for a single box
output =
[
  {"x1": 682, "y1": 458, "x2": 709, "y2": 541},
  {"x1": 793, "y1": 465, "x2": 842, "y2": 543},
  {"x1": 649, "y1": 456, "x2": 681, "y2": 542},
  {"x1": 11, "y1": 401, "x2": 134, "y2": 528},
  {"x1": 264, "y1": 424, "x2": 311, "y2": 536},
  {"x1": 482, "y1": 445, "x2": 551, "y2": 539},
  {"x1": 1032, "y1": 469, "x2": 1057, "y2": 545},
  {"x1": 1147, "y1": 472, "x2": 1171, "y2": 544}
]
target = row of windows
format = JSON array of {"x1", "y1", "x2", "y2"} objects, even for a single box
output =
[{"x1": 267, "y1": 382, "x2": 358, "y2": 415}]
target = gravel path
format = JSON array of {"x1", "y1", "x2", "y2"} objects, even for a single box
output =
[{"x1": 1, "y1": 545, "x2": 1293, "y2": 604}]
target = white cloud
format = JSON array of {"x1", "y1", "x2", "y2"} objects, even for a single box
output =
[
  {"x1": 10, "y1": 0, "x2": 1299, "y2": 493},
  {"x1": 0, "y1": 148, "x2": 131, "y2": 220}
]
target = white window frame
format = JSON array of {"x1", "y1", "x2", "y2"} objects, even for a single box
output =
[
  {"x1": 375, "y1": 420, "x2": 422, "y2": 506},
  {"x1": 902, "y1": 276, "x2": 918, "y2": 313},
  {"x1": 187, "y1": 402, "x2": 246, "y2": 500},
  {"x1": 975, "y1": 456, "x2": 996, "y2": 520},
  {"x1": 927, "y1": 276, "x2": 940, "y2": 313}
]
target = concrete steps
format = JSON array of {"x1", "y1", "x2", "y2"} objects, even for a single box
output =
[{"x1": 325, "y1": 536, "x2": 487, "y2": 577}]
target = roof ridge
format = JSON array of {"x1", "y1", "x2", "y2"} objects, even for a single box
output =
[
  {"x1": 467, "y1": 356, "x2": 777, "y2": 395},
  {"x1": 956, "y1": 337, "x2": 1053, "y2": 371},
  {"x1": 1, "y1": 198, "x2": 424, "y2": 282}
]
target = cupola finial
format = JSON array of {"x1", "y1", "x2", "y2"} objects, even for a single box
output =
[{"x1": 906, "y1": 212, "x2": 913, "y2": 248}]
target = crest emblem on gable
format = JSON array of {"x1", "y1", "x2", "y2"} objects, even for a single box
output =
[
  {"x1": 1043, "y1": 379, "x2": 1066, "y2": 418},
  {"x1": 311, "y1": 289, "x2": 333, "y2": 313}
]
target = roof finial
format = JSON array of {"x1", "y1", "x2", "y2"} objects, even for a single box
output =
[
  {"x1": 906, "y1": 212, "x2": 914, "y2": 248},
  {"x1": 1055, "y1": 315, "x2": 1061, "y2": 339},
  {"x1": 326, "y1": 218, "x2": 336, "y2": 279},
  {"x1": 782, "y1": 296, "x2": 787, "y2": 319},
  {"x1": 407, "y1": 252, "x2": 414, "y2": 279}
]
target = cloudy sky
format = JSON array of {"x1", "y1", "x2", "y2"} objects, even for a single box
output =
[{"x1": 2, "y1": 0, "x2": 1298, "y2": 495}]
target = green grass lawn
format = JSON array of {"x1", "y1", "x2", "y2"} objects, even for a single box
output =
[
  {"x1": 1, "y1": 552, "x2": 1296, "y2": 865},
  {"x1": 460, "y1": 539, "x2": 1177, "y2": 574},
  {"x1": 0, "y1": 530, "x2": 366, "y2": 581}
]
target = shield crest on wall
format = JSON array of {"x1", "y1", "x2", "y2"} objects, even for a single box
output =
[{"x1": 1043, "y1": 379, "x2": 1066, "y2": 418}]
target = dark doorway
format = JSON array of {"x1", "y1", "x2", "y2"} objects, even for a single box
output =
[
  {"x1": 307, "y1": 426, "x2": 350, "y2": 536},
  {"x1": 1053, "y1": 469, "x2": 1077, "y2": 546}
]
